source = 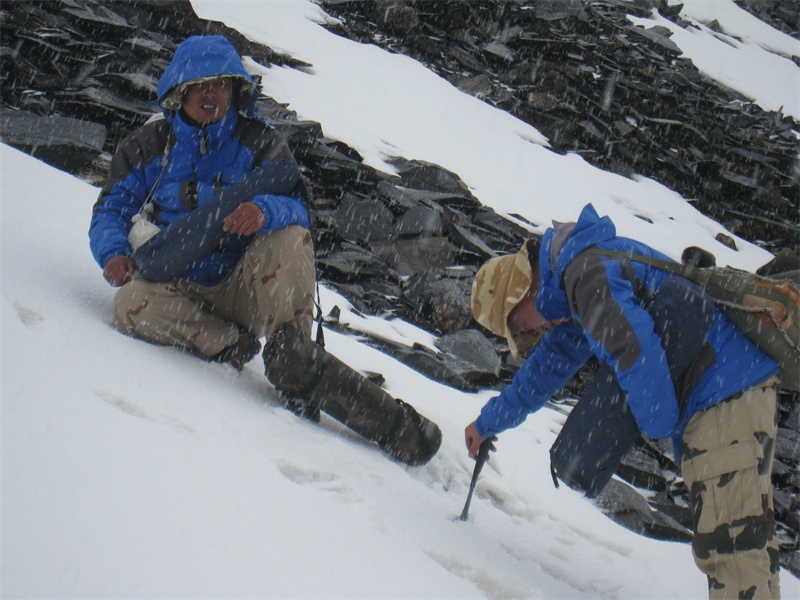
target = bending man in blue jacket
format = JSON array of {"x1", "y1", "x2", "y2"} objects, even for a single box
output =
[{"x1": 465, "y1": 204, "x2": 781, "y2": 599}]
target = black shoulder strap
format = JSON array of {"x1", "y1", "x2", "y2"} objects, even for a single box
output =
[
  {"x1": 314, "y1": 280, "x2": 325, "y2": 348},
  {"x1": 579, "y1": 247, "x2": 756, "y2": 293},
  {"x1": 580, "y1": 247, "x2": 694, "y2": 278},
  {"x1": 581, "y1": 247, "x2": 800, "y2": 323}
]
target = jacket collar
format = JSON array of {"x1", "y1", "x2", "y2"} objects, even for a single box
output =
[
  {"x1": 536, "y1": 204, "x2": 617, "y2": 320},
  {"x1": 169, "y1": 108, "x2": 238, "y2": 154}
]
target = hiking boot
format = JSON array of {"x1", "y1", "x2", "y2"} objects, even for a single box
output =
[
  {"x1": 378, "y1": 399, "x2": 442, "y2": 466},
  {"x1": 262, "y1": 324, "x2": 325, "y2": 420},
  {"x1": 210, "y1": 330, "x2": 261, "y2": 371},
  {"x1": 280, "y1": 393, "x2": 321, "y2": 423},
  {"x1": 263, "y1": 323, "x2": 442, "y2": 465}
]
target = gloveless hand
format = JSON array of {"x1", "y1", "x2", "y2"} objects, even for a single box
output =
[
  {"x1": 464, "y1": 421, "x2": 496, "y2": 460},
  {"x1": 223, "y1": 202, "x2": 266, "y2": 236},
  {"x1": 104, "y1": 254, "x2": 135, "y2": 287}
]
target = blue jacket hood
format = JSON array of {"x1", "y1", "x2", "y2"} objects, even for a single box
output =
[
  {"x1": 157, "y1": 35, "x2": 258, "y2": 116},
  {"x1": 536, "y1": 204, "x2": 617, "y2": 320}
]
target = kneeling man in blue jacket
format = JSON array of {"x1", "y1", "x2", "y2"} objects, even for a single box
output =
[
  {"x1": 89, "y1": 35, "x2": 441, "y2": 467},
  {"x1": 90, "y1": 34, "x2": 314, "y2": 369}
]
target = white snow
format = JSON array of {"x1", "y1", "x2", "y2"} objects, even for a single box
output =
[
  {"x1": 633, "y1": 1, "x2": 800, "y2": 119},
  {"x1": 2, "y1": 0, "x2": 798, "y2": 597}
]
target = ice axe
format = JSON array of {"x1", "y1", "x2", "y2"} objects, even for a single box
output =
[{"x1": 458, "y1": 438, "x2": 493, "y2": 521}]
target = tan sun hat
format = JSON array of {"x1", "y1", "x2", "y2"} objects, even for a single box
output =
[{"x1": 471, "y1": 238, "x2": 542, "y2": 358}]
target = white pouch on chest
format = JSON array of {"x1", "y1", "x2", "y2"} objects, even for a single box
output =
[{"x1": 128, "y1": 207, "x2": 161, "y2": 250}]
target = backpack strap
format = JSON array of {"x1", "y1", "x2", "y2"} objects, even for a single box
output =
[
  {"x1": 314, "y1": 279, "x2": 325, "y2": 348},
  {"x1": 581, "y1": 247, "x2": 800, "y2": 342},
  {"x1": 581, "y1": 248, "x2": 799, "y2": 320},
  {"x1": 580, "y1": 247, "x2": 701, "y2": 279}
]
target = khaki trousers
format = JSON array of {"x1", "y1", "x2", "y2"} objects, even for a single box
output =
[
  {"x1": 680, "y1": 377, "x2": 781, "y2": 600},
  {"x1": 114, "y1": 225, "x2": 315, "y2": 357}
]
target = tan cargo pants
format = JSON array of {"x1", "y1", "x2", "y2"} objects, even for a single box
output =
[
  {"x1": 114, "y1": 225, "x2": 315, "y2": 357},
  {"x1": 680, "y1": 377, "x2": 781, "y2": 600}
]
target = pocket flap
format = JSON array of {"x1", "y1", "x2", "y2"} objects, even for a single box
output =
[{"x1": 681, "y1": 440, "x2": 760, "y2": 483}]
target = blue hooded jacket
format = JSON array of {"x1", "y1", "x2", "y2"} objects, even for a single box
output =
[
  {"x1": 89, "y1": 35, "x2": 309, "y2": 286},
  {"x1": 476, "y1": 204, "x2": 778, "y2": 452}
]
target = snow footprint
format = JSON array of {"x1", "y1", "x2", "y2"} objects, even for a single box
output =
[
  {"x1": 93, "y1": 389, "x2": 197, "y2": 433},
  {"x1": 425, "y1": 550, "x2": 531, "y2": 600},
  {"x1": 499, "y1": 542, "x2": 622, "y2": 598},
  {"x1": 14, "y1": 302, "x2": 46, "y2": 328},
  {"x1": 479, "y1": 484, "x2": 534, "y2": 519},
  {"x1": 276, "y1": 461, "x2": 359, "y2": 501}
]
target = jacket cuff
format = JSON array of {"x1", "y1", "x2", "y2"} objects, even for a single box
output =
[
  {"x1": 250, "y1": 195, "x2": 272, "y2": 229},
  {"x1": 101, "y1": 244, "x2": 131, "y2": 268},
  {"x1": 474, "y1": 413, "x2": 496, "y2": 439}
]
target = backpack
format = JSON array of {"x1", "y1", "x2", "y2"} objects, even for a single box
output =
[{"x1": 583, "y1": 246, "x2": 800, "y2": 391}]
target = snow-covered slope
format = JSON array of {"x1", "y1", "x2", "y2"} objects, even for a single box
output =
[
  {"x1": 0, "y1": 144, "x2": 704, "y2": 597},
  {"x1": 3, "y1": 0, "x2": 799, "y2": 597}
]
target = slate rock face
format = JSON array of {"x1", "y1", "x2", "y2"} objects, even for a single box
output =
[
  {"x1": 594, "y1": 478, "x2": 693, "y2": 543},
  {"x1": 320, "y1": 0, "x2": 800, "y2": 256},
  {"x1": 0, "y1": 108, "x2": 106, "y2": 171},
  {"x1": 435, "y1": 328, "x2": 503, "y2": 381},
  {"x1": 2, "y1": 0, "x2": 798, "y2": 575},
  {"x1": 1, "y1": 0, "x2": 306, "y2": 177}
]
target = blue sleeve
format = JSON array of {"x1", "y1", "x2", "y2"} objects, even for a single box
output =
[
  {"x1": 89, "y1": 168, "x2": 147, "y2": 267},
  {"x1": 250, "y1": 193, "x2": 310, "y2": 232},
  {"x1": 248, "y1": 157, "x2": 310, "y2": 232},
  {"x1": 476, "y1": 322, "x2": 592, "y2": 437}
]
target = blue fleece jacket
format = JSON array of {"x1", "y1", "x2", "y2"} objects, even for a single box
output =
[
  {"x1": 89, "y1": 35, "x2": 309, "y2": 286},
  {"x1": 476, "y1": 204, "x2": 778, "y2": 452}
]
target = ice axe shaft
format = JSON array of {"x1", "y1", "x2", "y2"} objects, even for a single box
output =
[{"x1": 458, "y1": 439, "x2": 492, "y2": 521}]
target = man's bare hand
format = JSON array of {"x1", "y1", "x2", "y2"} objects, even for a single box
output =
[
  {"x1": 223, "y1": 202, "x2": 266, "y2": 236},
  {"x1": 104, "y1": 255, "x2": 135, "y2": 287},
  {"x1": 465, "y1": 421, "x2": 496, "y2": 460}
]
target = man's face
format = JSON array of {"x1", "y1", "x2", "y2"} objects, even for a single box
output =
[
  {"x1": 507, "y1": 267, "x2": 561, "y2": 337},
  {"x1": 507, "y1": 288, "x2": 551, "y2": 337},
  {"x1": 182, "y1": 78, "x2": 232, "y2": 127}
]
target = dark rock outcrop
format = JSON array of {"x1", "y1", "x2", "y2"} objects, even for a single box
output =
[{"x1": 320, "y1": 0, "x2": 799, "y2": 256}]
